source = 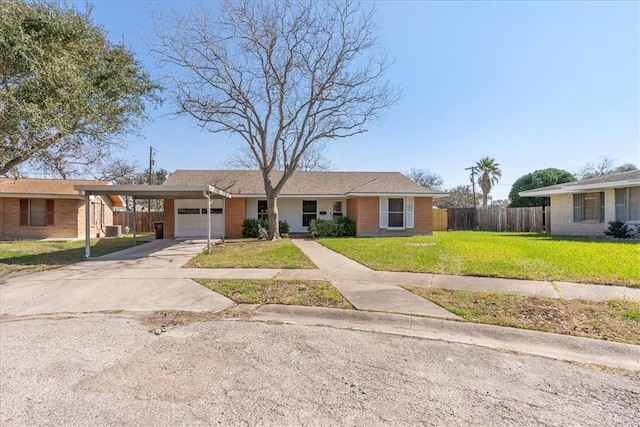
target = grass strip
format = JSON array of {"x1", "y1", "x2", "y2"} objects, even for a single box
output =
[
  {"x1": 196, "y1": 278, "x2": 353, "y2": 309},
  {"x1": 405, "y1": 286, "x2": 640, "y2": 345},
  {"x1": 185, "y1": 239, "x2": 316, "y2": 269},
  {"x1": 0, "y1": 235, "x2": 151, "y2": 274},
  {"x1": 319, "y1": 232, "x2": 640, "y2": 287}
]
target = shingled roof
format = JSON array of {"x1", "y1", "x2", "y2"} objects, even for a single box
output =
[
  {"x1": 0, "y1": 178, "x2": 123, "y2": 206},
  {"x1": 165, "y1": 170, "x2": 446, "y2": 197},
  {"x1": 520, "y1": 170, "x2": 640, "y2": 197}
]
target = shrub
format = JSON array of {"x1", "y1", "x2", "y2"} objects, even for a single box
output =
[
  {"x1": 309, "y1": 216, "x2": 356, "y2": 237},
  {"x1": 604, "y1": 220, "x2": 632, "y2": 239},
  {"x1": 242, "y1": 218, "x2": 289, "y2": 238}
]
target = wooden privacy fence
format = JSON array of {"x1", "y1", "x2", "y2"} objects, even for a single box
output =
[
  {"x1": 443, "y1": 207, "x2": 550, "y2": 233},
  {"x1": 433, "y1": 209, "x2": 448, "y2": 231},
  {"x1": 113, "y1": 211, "x2": 164, "y2": 233}
]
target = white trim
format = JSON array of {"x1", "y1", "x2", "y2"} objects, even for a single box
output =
[
  {"x1": 379, "y1": 197, "x2": 388, "y2": 229},
  {"x1": 406, "y1": 197, "x2": 414, "y2": 229}
]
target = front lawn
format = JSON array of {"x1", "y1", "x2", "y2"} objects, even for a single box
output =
[
  {"x1": 185, "y1": 240, "x2": 316, "y2": 269},
  {"x1": 0, "y1": 235, "x2": 151, "y2": 275},
  {"x1": 196, "y1": 278, "x2": 353, "y2": 309},
  {"x1": 318, "y1": 232, "x2": 640, "y2": 287},
  {"x1": 406, "y1": 287, "x2": 640, "y2": 345}
]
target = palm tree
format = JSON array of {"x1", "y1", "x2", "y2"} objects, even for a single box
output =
[{"x1": 475, "y1": 157, "x2": 502, "y2": 208}]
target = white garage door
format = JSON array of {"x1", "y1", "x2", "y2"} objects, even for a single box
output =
[{"x1": 175, "y1": 199, "x2": 224, "y2": 238}]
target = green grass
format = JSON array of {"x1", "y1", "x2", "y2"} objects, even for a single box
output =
[
  {"x1": 405, "y1": 287, "x2": 640, "y2": 345},
  {"x1": 196, "y1": 279, "x2": 353, "y2": 309},
  {"x1": 0, "y1": 235, "x2": 152, "y2": 274},
  {"x1": 318, "y1": 232, "x2": 640, "y2": 287},
  {"x1": 185, "y1": 239, "x2": 316, "y2": 269}
]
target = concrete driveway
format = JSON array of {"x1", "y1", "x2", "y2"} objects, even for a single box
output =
[{"x1": 0, "y1": 239, "x2": 233, "y2": 316}]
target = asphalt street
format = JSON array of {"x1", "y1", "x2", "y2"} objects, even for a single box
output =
[{"x1": 1, "y1": 314, "x2": 638, "y2": 426}]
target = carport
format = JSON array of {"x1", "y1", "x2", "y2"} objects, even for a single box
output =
[{"x1": 74, "y1": 184, "x2": 232, "y2": 258}]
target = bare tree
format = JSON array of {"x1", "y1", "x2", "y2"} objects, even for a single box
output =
[
  {"x1": 406, "y1": 168, "x2": 444, "y2": 189},
  {"x1": 575, "y1": 155, "x2": 638, "y2": 179},
  {"x1": 226, "y1": 141, "x2": 332, "y2": 171},
  {"x1": 152, "y1": 0, "x2": 398, "y2": 239},
  {"x1": 434, "y1": 185, "x2": 478, "y2": 209}
]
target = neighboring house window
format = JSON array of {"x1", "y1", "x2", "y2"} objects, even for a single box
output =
[
  {"x1": 302, "y1": 200, "x2": 317, "y2": 227},
  {"x1": 19, "y1": 199, "x2": 54, "y2": 227},
  {"x1": 257, "y1": 200, "x2": 268, "y2": 221},
  {"x1": 388, "y1": 198, "x2": 404, "y2": 228},
  {"x1": 379, "y1": 197, "x2": 414, "y2": 229},
  {"x1": 615, "y1": 187, "x2": 640, "y2": 221},
  {"x1": 333, "y1": 201, "x2": 343, "y2": 218},
  {"x1": 573, "y1": 192, "x2": 604, "y2": 222}
]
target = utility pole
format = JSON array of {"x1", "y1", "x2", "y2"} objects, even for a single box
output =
[{"x1": 465, "y1": 166, "x2": 477, "y2": 208}]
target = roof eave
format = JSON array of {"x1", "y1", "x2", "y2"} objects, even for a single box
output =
[
  {"x1": 346, "y1": 192, "x2": 447, "y2": 198},
  {"x1": 520, "y1": 178, "x2": 640, "y2": 197},
  {"x1": 0, "y1": 193, "x2": 84, "y2": 200}
]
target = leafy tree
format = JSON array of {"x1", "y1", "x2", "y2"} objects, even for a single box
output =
[
  {"x1": 474, "y1": 157, "x2": 502, "y2": 208},
  {"x1": 406, "y1": 168, "x2": 444, "y2": 190},
  {"x1": 152, "y1": 0, "x2": 398, "y2": 239},
  {"x1": 434, "y1": 185, "x2": 478, "y2": 209},
  {"x1": 509, "y1": 168, "x2": 575, "y2": 207},
  {"x1": 575, "y1": 156, "x2": 638, "y2": 180},
  {"x1": 0, "y1": 0, "x2": 160, "y2": 176}
]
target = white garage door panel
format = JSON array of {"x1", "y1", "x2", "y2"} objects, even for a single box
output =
[{"x1": 175, "y1": 200, "x2": 224, "y2": 237}]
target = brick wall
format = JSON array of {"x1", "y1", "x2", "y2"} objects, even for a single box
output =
[
  {"x1": 414, "y1": 197, "x2": 433, "y2": 234},
  {"x1": 0, "y1": 198, "x2": 104, "y2": 239},
  {"x1": 347, "y1": 196, "x2": 434, "y2": 237},
  {"x1": 225, "y1": 197, "x2": 246, "y2": 238},
  {"x1": 550, "y1": 190, "x2": 615, "y2": 236},
  {"x1": 164, "y1": 199, "x2": 175, "y2": 238},
  {"x1": 76, "y1": 197, "x2": 115, "y2": 238},
  {"x1": 348, "y1": 197, "x2": 380, "y2": 236}
]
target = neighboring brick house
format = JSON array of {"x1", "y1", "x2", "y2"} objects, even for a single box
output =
[
  {"x1": 162, "y1": 170, "x2": 446, "y2": 238},
  {"x1": 519, "y1": 170, "x2": 640, "y2": 237},
  {"x1": 0, "y1": 178, "x2": 123, "y2": 240}
]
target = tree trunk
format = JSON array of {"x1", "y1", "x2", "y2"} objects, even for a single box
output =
[
  {"x1": 482, "y1": 194, "x2": 488, "y2": 208},
  {"x1": 266, "y1": 189, "x2": 281, "y2": 240}
]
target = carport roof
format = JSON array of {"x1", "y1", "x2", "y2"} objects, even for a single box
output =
[{"x1": 74, "y1": 184, "x2": 232, "y2": 199}]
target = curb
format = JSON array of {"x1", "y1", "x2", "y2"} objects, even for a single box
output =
[{"x1": 250, "y1": 304, "x2": 640, "y2": 372}]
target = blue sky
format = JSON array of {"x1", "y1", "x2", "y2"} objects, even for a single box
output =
[{"x1": 85, "y1": 1, "x2": 639, "y2": 200}]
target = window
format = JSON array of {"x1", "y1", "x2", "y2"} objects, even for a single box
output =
[
  {"x1": 333, "y1": 201, "x2": 343, "y2": 218},
  {"x1": 302, "y1": 200, "x2": 317, "y2": 227},
  {"x1": 573, "y1": 192, "x2": 604, "y2": 222},
  {"x1": 177, "y1": 208, "x2": 201, "y2": 214},
  {"x1": 379, "y1": 197, "x2": 414, "y2": 229},
  {"x1": 388, "y1": 198, "x2": 404, "y2": 228},
  {"x1": 20, "y1": 199, "x2": 54, "y2": 227},
  {"x1": 257, "y1": 200, "x2": 268, "y2": 221},
  {"x1": 202, "y1": 208, "x2": 223, "y2": 214},
  {"x1": 616, "y1": 187, "x2": 640, "y2": 221}
]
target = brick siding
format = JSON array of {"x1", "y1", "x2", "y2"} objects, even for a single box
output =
[
  {"x1": 550, "y1": 190, "x2": 615, "y2": 236},
  {"x1": 225, "y1": 197, "x2": 246, "y2": 238},
  {"x1": 163, "y1": 199, "x2": 175, "y2": 238},
  {"x1": 0, "y1": 197, "x2": 113, "y2": 240}
]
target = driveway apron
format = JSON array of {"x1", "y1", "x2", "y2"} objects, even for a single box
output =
[{"x1": 0, "y1": 239, "x2": 233, "y2": 316}]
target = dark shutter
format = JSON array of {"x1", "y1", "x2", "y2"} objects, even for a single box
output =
[
  {"x1": 599, "y1": 192, "x2": 605, "y2": 223},
  {"x1": 46, "y1": 199, "x2": 55, "y2": 226},
  {"x1": 19, "y1": 199, "x2": 28, "y2": 226},
  {"x1": 572, "y1": 194, "x2": 582, "y2": 223}
]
